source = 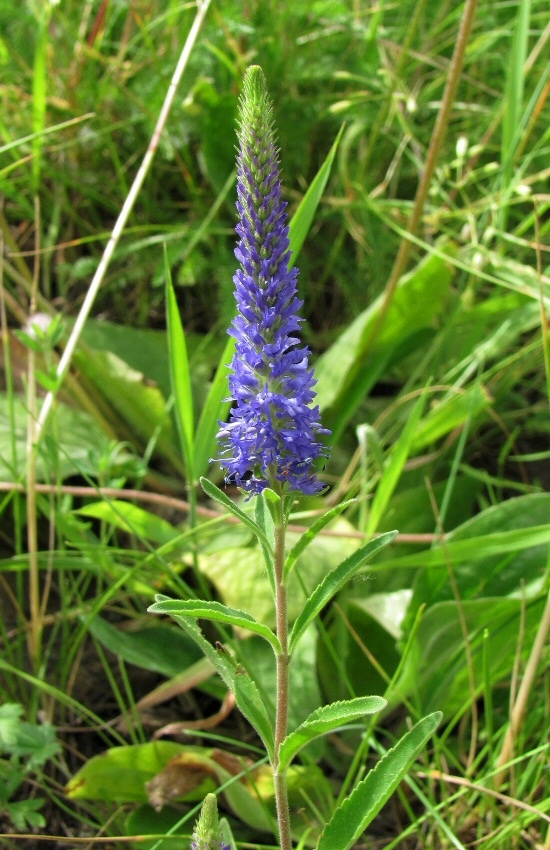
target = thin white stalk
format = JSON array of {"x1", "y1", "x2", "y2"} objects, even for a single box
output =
[
  {"x1": 35, "y1": 0, "x2": 212, "y2": 440},
  {"x1": 495, "y1": 588, "x2": 550, "y2": 787}
]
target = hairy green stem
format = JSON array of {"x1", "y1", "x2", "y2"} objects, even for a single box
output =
[{"x1": 273, "y1": 500, "x2": 293, "y2": 850}]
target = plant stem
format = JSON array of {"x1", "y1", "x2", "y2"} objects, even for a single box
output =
[
  {"x1": 361, "y1": 0, "x2": 479, "y2": 357},
  {"x1": 27, "y1": 197, "x2": 41, "y2": 674},
  {"x1": 273, "y1": 498, "x2": 293, "y2": 850}
]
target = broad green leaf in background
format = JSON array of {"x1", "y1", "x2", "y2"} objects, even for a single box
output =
[
  {"x1": 124, "y1": 806, "x2": 191, "y2": 850},
  {"x1": 148, "y1": 598, "x2": 282, "y2": 653},
  {"x1": 315, "y1": 249, "x2": 454, "y2": 438},
  {"x1": 0, "y1": 395, "x2": 111, "y2": 482},
  {"x1": 288, "y1": 124, "x2": 344, "y2": 265},
  {"x1": 278, "y1": 696, "x2": 386, "y2": 772},
  {"x1": 124, "y1": 760, "x2": 331, "y2": 843},
  {"x1": 86, "y1": 617, "x2": 202, "y2": 678},
  {"x1": 199, "y1": 515, "x2": 361, "y2": 632},
  {"x1": 165, "y1": 249, "x2": 195, "y2": 483},
  {"x1": 73, "y1": 347, "x2": 182, "y2": 471},
  {"x1": 400, "y1": 493, "x2": 550, "y2": 622},
  {"x1": 289, "y1": 530, "x2": 398, "y2": 653},
  {"x1": 316, "y1": 712, "x2": 442, "y2": 850},
  {"x1": 67, "y1": 740, "x2": 274, "y2": 832},
  {"x1": 66, "y1": 741, "x2": 193, "y2": 802},
  {"x1": 316, "y1": 593, "x2": 404, "y2": 705},
  {"x1": 395, "y1": 595, "x2": 546, "y2": 715},
  {"x1": 80, "y1": 319, "x2": 173, "y2": 396},
  {"x1": 76, "y1": 500, "x2": 179, "y2": 545}
]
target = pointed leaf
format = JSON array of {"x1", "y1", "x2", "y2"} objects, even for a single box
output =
[
  {"x1": 255, "y1": 492, "x2": 276, "y2": 593},
  {"x1": 278, "y1": 696, "x2": 386, "y2": 772},
  {"x1": 284, "y1": 499, "x2": 355, "y2": 579},
  {"x1": 76, "y1": 500, "x2": 179, "y2": 545},
  {"x1": 200, "y1": 477, "x2": 273, "y2": 556},
  {"x1": 150, "y1": 597, "x2": 274, "y2": 759},
  {"x1": 367, "y1": 393, "x2": 426, "y2": 534},
  {"x1": 166, "y1": 250, "x2": 195, "y2": 482},
  {"x1": 288, "y1": 124, "x2": 344, "y2": 265},
  {"x1": 194, "y1": 334, "x2": 236, "y2": 478},
  {"x1": 289, "y1": 531, "x2": 397, "y2": 653},
  {"x1": 316, "y1": 712, "x2": 442, "y2": 850},
  {"x1": 148, "y1": 598, "x2": 281, "y2": 653}
]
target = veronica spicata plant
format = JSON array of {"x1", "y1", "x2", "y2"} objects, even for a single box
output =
[{"x1": 150, "y1": 65, "x2": 441, "y2": 850}]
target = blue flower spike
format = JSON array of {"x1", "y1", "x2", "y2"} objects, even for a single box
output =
[{"x1": 217, "y1": 65, "x2": 330, "y2": 496}]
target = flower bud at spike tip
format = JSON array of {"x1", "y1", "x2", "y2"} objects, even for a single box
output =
[
  {"x1": 191, "y1": 793, "x2": 229, "y2": 850},
  {"x1": 216, "y1": 65, "x2": 330, "y2": 496}
]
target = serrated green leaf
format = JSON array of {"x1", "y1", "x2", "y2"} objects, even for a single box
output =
[
  {"x1": 289, "y1": 531, "x2": 397, "y2": 653},
  {"x1": 151, "y1": 600, "x2": 274, "y2": 759},
  {"x1": 316, "y1": 712, "x2": 442, "y2": 850},
  {"x1": 148, "y1": 598, "x2": 282, "y2": 653},
  {"x1": 278, "y1": 696, "x2": 386, "y2": 772},
  {"x1": 284, "y1": 499, "x2": 355, "y2": 579},
  {"x1": 8, "y1": 798, "x2": 46, "y2": 831},
  {"x1": 0, "y1": 703, "x2": 24, "y2": 749}
]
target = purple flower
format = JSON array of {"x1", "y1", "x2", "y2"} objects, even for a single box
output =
[
  {"x1": 191, "y1": 840, "x2": 230, "y2": 850},
  {"x1": 217, "y1": 66, "x2": 330, "y2": 496}
]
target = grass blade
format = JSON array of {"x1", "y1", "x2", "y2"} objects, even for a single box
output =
[
  {"x1": 367, "y1": 393, "x2": 426, "y2": 535},
  {"x1": 288, "y1": 124, "x2": 344, "y2": 265},
  {"x1": 165, "y1": 249, "x2": 195, "y2": 482},
  {"x1": 194, "y1": 334, "x2": 235, "y2": 479},
  {"x1": 284, "y1": 499, "x2": 356, "y2": 579},
  {"x1": 31, "y1": 9, "x2": 48, "y2": 192}
]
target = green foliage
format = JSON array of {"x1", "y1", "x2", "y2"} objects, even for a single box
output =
[
  {"x1": 289, "y1": 531, "x2": 398, "y2": 652},
  {"x1": 316, "y1": 712, "x2": 442, "y2": 850},
  {"x1": 0, "y1": 703, "x2": 60, "y2": 831},
  {"x1": 278, "y1": 696, "x2": 387, "y2": 771},
  {"x1": 1, "y1": 0, "x2": 549, "y2": 847}
]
